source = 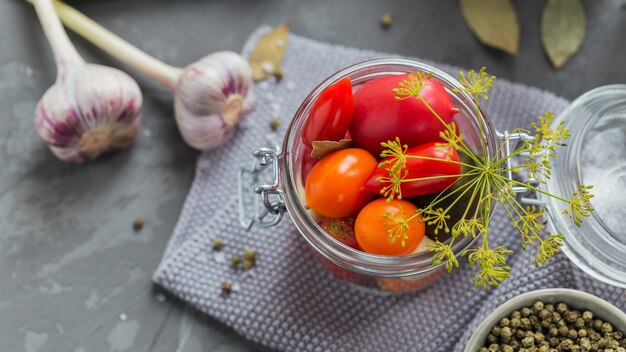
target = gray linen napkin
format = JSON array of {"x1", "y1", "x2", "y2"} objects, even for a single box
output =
[{"x1": 154, "y1": 27, "x2": 626, "y2": 352}]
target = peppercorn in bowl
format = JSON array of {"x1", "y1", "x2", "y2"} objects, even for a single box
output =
[{"x1": 464, "y1": 289, "x2": 626, "y2": 352}]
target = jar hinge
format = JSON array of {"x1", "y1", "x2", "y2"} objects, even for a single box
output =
[
  {"x1": 496, "y1": 130, "x2": 545, "y2": 206},
  {"x1": 237, "y1": 147, "x2": 286, "y2": 230}
]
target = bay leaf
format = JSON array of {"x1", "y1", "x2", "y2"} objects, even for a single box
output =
[
  {"x1": 311, "y1": 139, "x2": 354, "y2": 159},
  {"x1": 459, "y1": 0, "x2": 520, "y2": 56},
  {"x1": 541, "y1": 0, "x2": 586, "y2": 69},
  {"x1": 249, "y1": 23, "x2": 289, "y2": 81}
]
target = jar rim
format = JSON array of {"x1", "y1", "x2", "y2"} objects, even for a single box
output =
[{"x1": 280, "y1": 59, "x2": 500, "y2": 277}]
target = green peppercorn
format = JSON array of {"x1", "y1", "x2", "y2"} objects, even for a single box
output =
[
  {"x1": 510, "y1": 340, "x2": 521, "y2": 350},
  {"x1": 380, "y1": 13, "x2": 393, "y2": 28},
  {"x1": 582, "y1": 311, "x2": 593, "y2": 321},
  {"x1": 491, "y1": 325, "x2": 501, "y2": 337},
  {"x1": 590, "y1": 331, "x2": 601, "y2": 342},
  {"x1": 579, "y1": 329, "x2": 588, "y2": 338},
  {"x1": 613, "y1": 330, "x2": 624, "y2": 340},
  {"x1": 542, "y1": 319, "x2": 553, "y2": 329},
  {"x1": 241, "y1": 259, "x2": 254, "y2": 271},
  {"x1": 539, "y1": 309, "x2": 551, "y2": 320},
  {"x1": 557, "y1": 303, "x2": 569, "y2": 314},
  {"x1": 598, "y1": 338, "x2": 607, "y2": 348},
  {"x1": 568, "y1": 329, "x2": 578, "y2": 339},
  {"x1": 530, "y1": 315, "x2": 540, "y2": 326},
  {"x1": 502, "y1": 346, "x2": 513, "y2": 352},
  {"x1": 523, "y1": 336, "x2": 536, "y2": 347},
  {"x1": 593, "y1": 319, "x2": 604, "y2": 331},
  {"x1": 220, "y1": 281, "x2": 232, "y2": 295},
  {"x1": 512, "y1": 310, "x2": 522, "y2": 319},
  {"x1": 550, "y1": 327, "x2": 560, "y2": 337},
  {"x1": 616, "y1": 347, "x2": 626, "y2": 352},
  {"x1": 488, "y1": 343, "x2": 499, "y2": 351},
  {"x1": 602, "y1": 322, "x2": 614, "y2": 334},
  {"x1": 517, "y1": 329, "x2": 528, "y2": 339},
  {"x1": 230, "y1": 255, "x2": 241, "y2": 268},
  {"x1": 501, "y1": 326, "x2": 513, "y2": 339},
  {"x1": 560, "y1": 338, "x2": 574, "y2": 350},
  {"x1": 580, "y1": 337, "x2": 591, "y2": 350},
  {"x1": 538, "y1": 345, "x2": 550, "y2": 352},
  {"x1": 549, "y1": 337, "x2": 560, "y2": 347},
  {"x1": 560, "y1": 325, "x2": 571, "y2": 336},
  {"x1": 553, "y1": 312, "x2": 562, "y2": 322},
  {"x1": 522, "y1": 318, "x2": 532, "y2": 330},
  {"x1": 546, "y1": 304, "x2": 555, "y2": 312},
  {"x1": 522, "y1": 307, "x2": 533, "y2": 317},
  {"x1": 535, "y1": 332, "x2": 546, "y2": 342},
  {"x1": 609, "y1": 340, "x2": 620, "y2": 349},
  {"x1": 500, "y1": 317, "x2": 511, "y2": 327},
  {"x1": 606, "y1": 349, "x2": 616, "y2": 352},
  {"x1": 571, "y1": 346, "x2": 581, "y2": 352},
  {"x1": 487, "y1": 333, "x2": 498, "y2": 344},
  {"x1": 567, "y1": 311, "x2": 580, "y2": 323},
  {"x1": 212, "y1": 237, "x2": 225, "y2": 250},
  {"x1": 243, "y1": 248, "x2": 256, "y2": 262},
  {"x1": 575, "y1": 317, "x2": 586, "y2": 329},
  {"x1": 533, "y1": 301, "x2": 545, "y2": 312}
]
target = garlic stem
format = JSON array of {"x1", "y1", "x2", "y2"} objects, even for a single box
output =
[
  {"x1": 49, "y1": 0, "x2": 183, "y2": 91},
  {"x1": 32, "y1": 0, "x2": 83, "y2": 69}
]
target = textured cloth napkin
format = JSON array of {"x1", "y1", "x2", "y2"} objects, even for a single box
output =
[{"x1": 154, "y1": 27, "x2": 626, "y2": 352}]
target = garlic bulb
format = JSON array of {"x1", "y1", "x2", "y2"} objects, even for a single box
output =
[
  {"x1": 49, "y1": 0, "x2": 255, "y2": 151},
  {"x1": 175, "y1": 51, "x2": 254, "y2": 150},
  {"x1": 35, "y1": 65, "x2": 142, "y2": 162},
  {"x1": 31, "y1": 0, "x2": 142, "y2": 162}
]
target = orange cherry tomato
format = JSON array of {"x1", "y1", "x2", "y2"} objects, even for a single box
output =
[
  {"x1": 305, "y1": 148, "x2": 377, "y2": 218},
  {"x1": 354, "y1": 199, "x2": 425, "y2": 256}
]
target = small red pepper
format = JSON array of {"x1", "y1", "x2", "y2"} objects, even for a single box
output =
[
  {"x1": 364, "y1": 142, "x2": 461, "y2": 198},
  {"x1": 302, "y1": 77, "x2": 354, "y2": 146}
]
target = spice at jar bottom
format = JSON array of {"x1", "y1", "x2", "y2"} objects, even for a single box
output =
[{"x1": 479, "y1": 300, "x2": 626, "y2": 352}]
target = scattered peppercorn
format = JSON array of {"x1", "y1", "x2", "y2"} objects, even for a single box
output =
[
  {"x1": 230, "y1": 255, "x2": 241, "y2": 268},
  {"x1": 133, "y1": 217, "x2": 144, "y2": 231},
  {"x1": 380, "y1": 13, "x2": 393, "y2": 28},
  {"x1": 270, "y1": 118, "x2": 281, "y2": 131},
  {"x1": 243, "y1": 248, "x2": 256, "y2": 262},
  {"x1": 212, "y1": 238, "x2": 225, "y2": 251},
  {"x1": 220, "y1": 281, "x2": 232, "y2": 295},
  {"x1": 242, "y1": 259, "x2": 254, "y2": 271}
]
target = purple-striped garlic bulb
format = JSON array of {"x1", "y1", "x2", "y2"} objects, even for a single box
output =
[
  {"x1": 50, "y1": 0, "x2": 254, "y2": 151},
  {"x1": 31, "y1": 0, "x2": 142, "y2": 162},
  {"x1": 174, "y1": 51, "x2": 254, "y2": 150},
  {"x1": 35, "y1": 65, "x2": 142, "y2": 162}
]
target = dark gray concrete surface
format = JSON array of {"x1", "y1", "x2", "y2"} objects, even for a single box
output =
[{"x1": 1, "y1": 0, "x2": 624, "y2": 351}]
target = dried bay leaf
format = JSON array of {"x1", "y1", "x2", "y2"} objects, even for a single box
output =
[
  {"x1": 459, "y1": 0, "x2": 520, "y2": 56},
  {"x1": 541, "y1": 0, "x2": 586, "y2": 69},
  {"x1": 249, "y1": 23, "x2": 289, "y2": 81},
  {"x1": 311, "y1": 139, "x2": 353, "y2": 159}
]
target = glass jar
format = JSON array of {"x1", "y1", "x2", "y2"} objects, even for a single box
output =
[
  {"x1": 538, "y1": 85, "x2": 626, "y2": 288},
  {"x1": 239, "y1": 59, "x2": 626, "y2": 292},
  {"x1": 238, "y1": 59, "x2": 500, "y2": 293}
]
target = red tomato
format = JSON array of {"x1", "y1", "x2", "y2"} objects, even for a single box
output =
[
  {"x1": 302, "y1": 77, "x2": 354, "y2": 145},
  {"x1": 305, "y1": 148, "x2": 376, "y2": 218},
  {"x1": 349, "y1": 74, "x2": 459, "y2": 156},
  {"x1": 365, "y1": 142, "x2": 461, "y2": 198},
  {"x1": 354, "y1": 199, "x2": 425, "y2": 256},
  {"x1": 319, "y1": 217, "x2": 360, "y2": 249}
]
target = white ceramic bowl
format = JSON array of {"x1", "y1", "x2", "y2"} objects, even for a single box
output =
[{"x1": 464, "y1": 289, "x2": 626, "y2": 352}]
